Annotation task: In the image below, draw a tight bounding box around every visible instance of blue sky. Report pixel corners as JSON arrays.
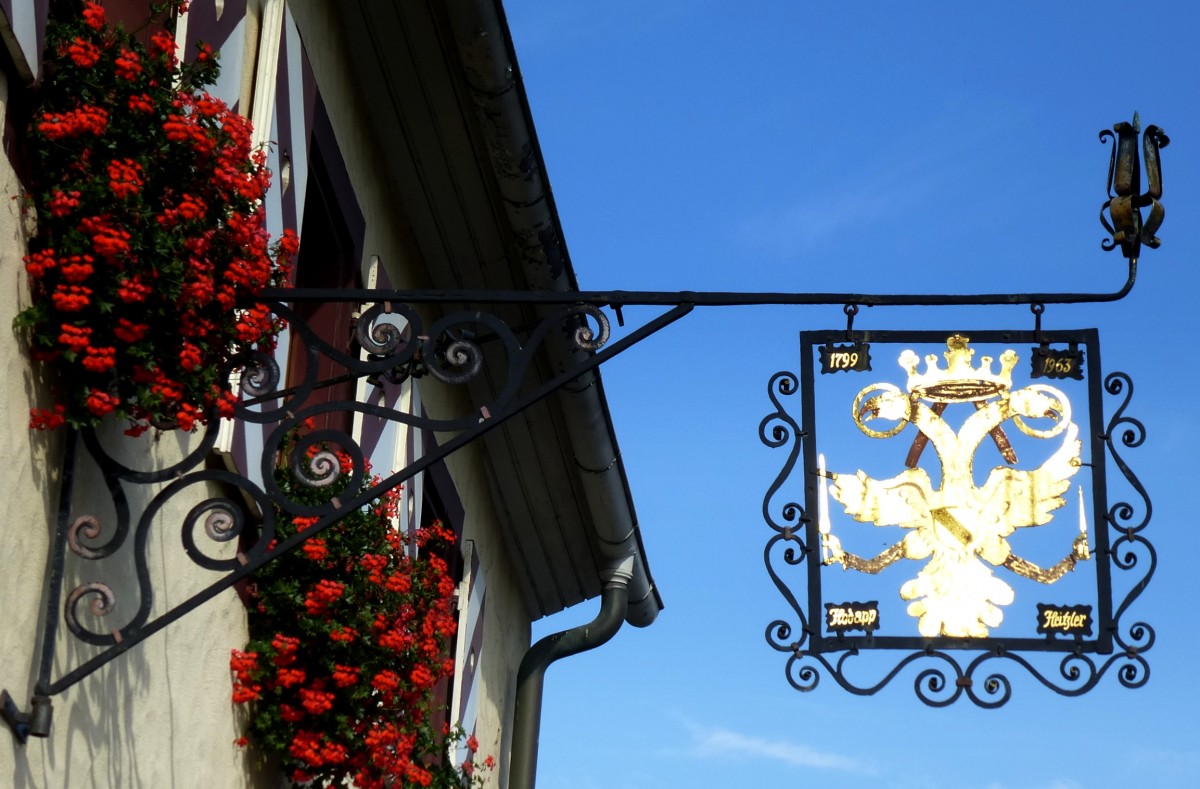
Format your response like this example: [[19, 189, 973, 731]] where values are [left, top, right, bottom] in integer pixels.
[[509, 2, 1200, 787]]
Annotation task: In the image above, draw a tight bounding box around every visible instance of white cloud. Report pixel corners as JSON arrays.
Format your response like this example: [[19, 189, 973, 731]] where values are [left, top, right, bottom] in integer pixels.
[[735, 106, 1011, 259], [1128, 744, 1200, 771], [977, 779, 1082, 789], [677, 719, 876, 775], [738, 179, 902, 257]]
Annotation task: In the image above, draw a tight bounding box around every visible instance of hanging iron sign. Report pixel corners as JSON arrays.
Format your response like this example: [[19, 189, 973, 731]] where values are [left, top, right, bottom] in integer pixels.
[[761, 329, 1153, 707]]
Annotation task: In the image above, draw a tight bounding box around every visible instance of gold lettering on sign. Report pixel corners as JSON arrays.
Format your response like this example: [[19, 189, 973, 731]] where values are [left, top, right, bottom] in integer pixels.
[[1041, 357, 1074, 375], [824, 601, 881, 632], [829, 351, 860, 370], [1041, 609, 1088, 632], [820, 342, 871, 374], [827, 606, 878, 628], [1035, 604, 1092, 636]]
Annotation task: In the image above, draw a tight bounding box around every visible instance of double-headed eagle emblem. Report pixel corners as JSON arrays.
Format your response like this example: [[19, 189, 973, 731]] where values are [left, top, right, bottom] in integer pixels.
[[821, 336, 1091, 638]]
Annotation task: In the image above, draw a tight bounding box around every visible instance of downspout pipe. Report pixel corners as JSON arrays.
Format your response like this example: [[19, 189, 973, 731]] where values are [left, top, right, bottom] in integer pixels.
[[508, 554, 634, 789]]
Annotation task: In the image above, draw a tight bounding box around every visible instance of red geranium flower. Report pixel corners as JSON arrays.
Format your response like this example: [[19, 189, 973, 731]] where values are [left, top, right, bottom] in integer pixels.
[[84, 389, 119, 417], [127, 93, 154, 113], [81, 2, 105, 30], [17, 2, 292, 433], [331, 665, 359, 688], [29, 405, 67, 430], [81, 345, 116, 373], [328, 626, 358, 643], [299, 687, 335, 715], [66, 37, 101, 68], [276, 667, 306, 688], [301, 538, 328, 562], [58, 324, 91, 352], [50, 284, 92, 312], [114, 48, 142, 80], [107, 159, 143, 198], [113, 318, 149, 343]]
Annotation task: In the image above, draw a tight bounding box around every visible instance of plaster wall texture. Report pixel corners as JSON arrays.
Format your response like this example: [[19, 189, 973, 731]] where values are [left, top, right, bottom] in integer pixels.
[[460, 476, 532, 786]]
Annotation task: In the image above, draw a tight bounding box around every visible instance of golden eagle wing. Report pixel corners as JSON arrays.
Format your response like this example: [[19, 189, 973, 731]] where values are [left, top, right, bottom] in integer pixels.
[[977, 421, 1081, 539], [831, 467, 934, 529]]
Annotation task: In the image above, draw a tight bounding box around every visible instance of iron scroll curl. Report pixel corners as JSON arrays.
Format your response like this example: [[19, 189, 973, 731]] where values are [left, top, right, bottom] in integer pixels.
[[759, 371, 812, 657]]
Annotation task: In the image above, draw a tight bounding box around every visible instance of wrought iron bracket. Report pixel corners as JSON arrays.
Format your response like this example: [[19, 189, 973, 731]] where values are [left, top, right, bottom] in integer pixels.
[[0, 232, 1161, 740], [2, 297, 692, 742]]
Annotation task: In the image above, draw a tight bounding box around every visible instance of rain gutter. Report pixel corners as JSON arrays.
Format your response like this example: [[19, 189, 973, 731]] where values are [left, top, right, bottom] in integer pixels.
[[441, 0, 662, 627]]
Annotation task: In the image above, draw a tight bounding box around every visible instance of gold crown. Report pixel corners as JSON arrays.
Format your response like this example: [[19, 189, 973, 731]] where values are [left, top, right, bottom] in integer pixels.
[[898, 335, 1017, 403]]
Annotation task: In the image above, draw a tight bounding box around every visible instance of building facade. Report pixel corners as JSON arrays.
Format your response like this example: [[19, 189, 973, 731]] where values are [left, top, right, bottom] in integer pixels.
[[0, 1, 659, 786]]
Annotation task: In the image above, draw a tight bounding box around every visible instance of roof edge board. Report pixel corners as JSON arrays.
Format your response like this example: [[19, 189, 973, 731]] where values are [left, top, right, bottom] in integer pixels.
[[440, 0, 662, 626]]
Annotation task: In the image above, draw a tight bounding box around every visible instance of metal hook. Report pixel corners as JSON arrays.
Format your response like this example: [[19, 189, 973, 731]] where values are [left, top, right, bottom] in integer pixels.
[[612, 304, 626, 328], [844, 304, 859, 341], [1031, 302, 1045, 343]]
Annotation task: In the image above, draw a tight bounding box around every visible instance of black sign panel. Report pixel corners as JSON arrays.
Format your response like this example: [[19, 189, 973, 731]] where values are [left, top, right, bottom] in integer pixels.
[[819, 341, 872, 374], [825, 601, 881, 633], [792, 329, 1118, 657], [1031, 344, 1085, 380], [1036, 604, 1093, 636]]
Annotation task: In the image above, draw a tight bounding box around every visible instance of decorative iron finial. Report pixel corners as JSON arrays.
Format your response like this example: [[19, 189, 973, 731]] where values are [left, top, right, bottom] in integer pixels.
[[1100, 115, 1169, 261]]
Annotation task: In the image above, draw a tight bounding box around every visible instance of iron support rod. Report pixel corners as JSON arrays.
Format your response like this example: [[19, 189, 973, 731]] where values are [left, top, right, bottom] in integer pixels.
[[259, 260, 1136, 307], [36, 430, 78, 695], [1, 432, 77, 741]]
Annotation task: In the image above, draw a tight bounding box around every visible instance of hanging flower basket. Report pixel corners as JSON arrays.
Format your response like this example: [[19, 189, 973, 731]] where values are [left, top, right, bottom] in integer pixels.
[[232, 433, 493, 787], [14, 1, 297, 435]]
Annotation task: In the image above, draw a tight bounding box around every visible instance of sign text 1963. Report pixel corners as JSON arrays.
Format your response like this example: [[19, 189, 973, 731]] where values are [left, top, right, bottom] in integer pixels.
[[1030, 345, 1084, 381]]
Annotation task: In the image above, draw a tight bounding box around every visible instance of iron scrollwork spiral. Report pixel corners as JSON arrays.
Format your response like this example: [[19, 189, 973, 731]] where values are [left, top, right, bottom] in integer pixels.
[[64, 583, 116, 643], [760, 371, 812, 661], [1103, 372, 1151, 534], [355, 302, 418, 357], [563, 304, 610, 352], [1102, 370, 1155, 687], [288, 431, 356, 491], [759, 372, 805, 535], [236, 349, 280, 398], [67, 515, 107, 560], [182, 497, 247, 572], [426, 330, 485, 385]]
